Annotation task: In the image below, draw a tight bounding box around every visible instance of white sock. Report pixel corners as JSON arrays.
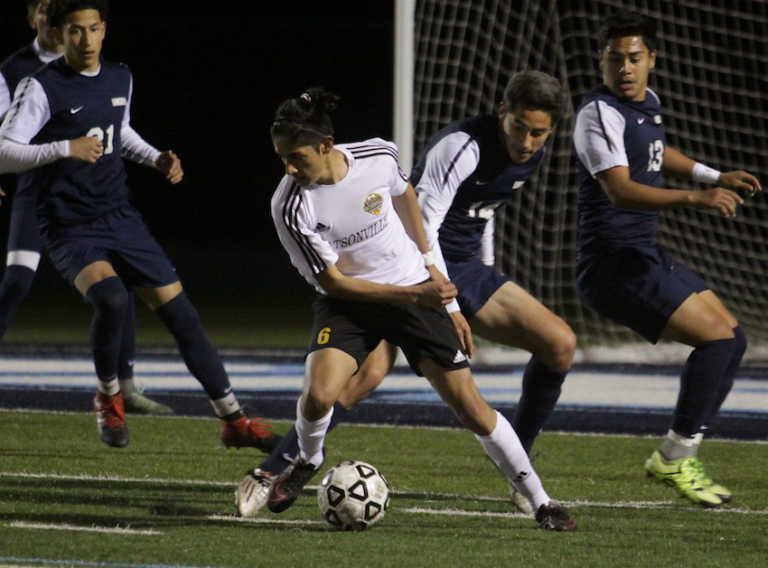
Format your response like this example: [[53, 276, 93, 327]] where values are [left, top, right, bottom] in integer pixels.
[[296, 397, 333, 467], [97, 378, 120, 396], [210, 391, 241, 418], [475, 411, 550, 510], [660, 429, 698, 461]]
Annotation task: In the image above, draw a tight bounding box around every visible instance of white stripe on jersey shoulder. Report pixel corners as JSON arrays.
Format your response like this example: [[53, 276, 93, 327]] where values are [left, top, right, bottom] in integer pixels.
[[276, 179, 326, 275], [344, 138, 399, 163], [646, 88, 661, 105]]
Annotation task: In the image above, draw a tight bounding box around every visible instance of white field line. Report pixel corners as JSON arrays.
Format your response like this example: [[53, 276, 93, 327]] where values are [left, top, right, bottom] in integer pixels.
[[8, 521, 161, 535], [3, 471, 768, 517]]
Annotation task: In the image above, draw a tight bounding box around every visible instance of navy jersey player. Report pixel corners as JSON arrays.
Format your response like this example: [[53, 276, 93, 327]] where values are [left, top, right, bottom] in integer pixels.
[[236, 87, 576, 532], [0, 0, 171, 416], [0, 0, 279, 452], [573, 11, 762, 507]]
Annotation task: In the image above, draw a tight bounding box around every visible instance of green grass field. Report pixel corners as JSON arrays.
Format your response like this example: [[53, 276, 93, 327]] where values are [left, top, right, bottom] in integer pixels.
[[1, 410, 767, 567]]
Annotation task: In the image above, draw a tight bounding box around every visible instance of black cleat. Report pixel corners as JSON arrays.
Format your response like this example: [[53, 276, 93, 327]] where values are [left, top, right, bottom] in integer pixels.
[[535, 502, 577, 531], [267, 458, 322, 513]]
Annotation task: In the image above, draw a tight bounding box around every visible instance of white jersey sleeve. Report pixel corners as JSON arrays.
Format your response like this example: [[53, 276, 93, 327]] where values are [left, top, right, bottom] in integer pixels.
[[271, 176, 339, 293], [415, 132, 480, 313], [573, 100, 628, 176], [121, 76, 161, 166], [0, 77, 68, 173]]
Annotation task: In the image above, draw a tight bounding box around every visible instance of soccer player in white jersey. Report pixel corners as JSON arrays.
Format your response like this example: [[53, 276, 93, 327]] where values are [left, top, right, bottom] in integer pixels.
[[0, 0, 279, 451], [573, 11, 761, 507], [236, 75, 571, 517], [0, 0, 170, 415], [240, 87, 576, 531]]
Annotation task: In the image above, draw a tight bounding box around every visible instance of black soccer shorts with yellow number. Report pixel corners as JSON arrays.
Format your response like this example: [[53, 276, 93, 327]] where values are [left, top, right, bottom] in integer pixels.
[[308, 295, 469, 375]]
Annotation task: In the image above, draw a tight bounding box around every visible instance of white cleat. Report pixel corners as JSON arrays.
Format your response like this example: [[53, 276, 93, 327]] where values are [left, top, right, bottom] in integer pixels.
[[235, 468, 275, 517], [508, 481, 534, 514]]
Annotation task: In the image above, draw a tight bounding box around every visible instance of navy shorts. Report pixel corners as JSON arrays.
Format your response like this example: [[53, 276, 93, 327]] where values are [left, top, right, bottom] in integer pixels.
[[45, 206, 178, 288], [577, 246, 708, 343], [308, 295, 470, 376], [446, 258, 509, 318], [7, 188, 42, 253]]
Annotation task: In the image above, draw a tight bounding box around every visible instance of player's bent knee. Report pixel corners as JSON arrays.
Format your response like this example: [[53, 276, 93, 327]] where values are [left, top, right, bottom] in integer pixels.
[[302, 392, 335, 421], [537, 323, 577, 370]]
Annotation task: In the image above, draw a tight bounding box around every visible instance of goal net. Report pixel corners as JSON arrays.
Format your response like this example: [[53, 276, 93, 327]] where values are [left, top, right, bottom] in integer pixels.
[[411, 0, 768, 362]]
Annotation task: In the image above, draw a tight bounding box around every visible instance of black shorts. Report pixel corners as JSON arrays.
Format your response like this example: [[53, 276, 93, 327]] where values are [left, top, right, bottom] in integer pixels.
[[577, 245, 708, 343], [308, 295, 470, 375], [45, 206, 178, 287]]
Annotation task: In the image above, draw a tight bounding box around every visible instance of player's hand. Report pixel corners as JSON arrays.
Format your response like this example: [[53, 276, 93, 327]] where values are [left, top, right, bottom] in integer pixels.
[[449, 311, 474, 359], [69, 136, 103, 163], [156, 150, 184, 184], [717, 170, 762, 197], [692, 187, 743, 218], [415, 280, 457, 309]]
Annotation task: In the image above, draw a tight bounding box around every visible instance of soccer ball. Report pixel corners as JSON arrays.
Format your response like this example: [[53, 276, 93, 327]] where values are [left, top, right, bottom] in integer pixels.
[[317, 460, 391, 531]]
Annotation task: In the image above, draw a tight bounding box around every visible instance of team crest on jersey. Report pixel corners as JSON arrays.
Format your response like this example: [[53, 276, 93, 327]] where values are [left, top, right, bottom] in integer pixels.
[[363, 193, 384, 215], [112, 97, 127, 107], [653, 114, 662, 124]]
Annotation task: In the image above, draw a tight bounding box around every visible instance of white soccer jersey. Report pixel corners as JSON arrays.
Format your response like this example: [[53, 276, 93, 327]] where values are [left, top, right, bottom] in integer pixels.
[[271, 138, 429, 295]]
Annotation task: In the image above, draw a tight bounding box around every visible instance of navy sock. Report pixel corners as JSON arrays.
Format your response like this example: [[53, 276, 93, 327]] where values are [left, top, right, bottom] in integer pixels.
[[0, 265, 36, 338], [702, 326, 747, 432], [260, 402, 350, 474], [512, 356, 567, 454], [117, 293, 136, 381], [86, 277, 130, 382], [673, 337, 737, 437], [155, 292, 231, 399]]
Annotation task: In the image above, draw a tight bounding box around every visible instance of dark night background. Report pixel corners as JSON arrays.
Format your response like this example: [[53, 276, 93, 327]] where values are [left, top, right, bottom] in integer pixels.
[[0, 1, 395, 251], [0, 2, 396, 345]]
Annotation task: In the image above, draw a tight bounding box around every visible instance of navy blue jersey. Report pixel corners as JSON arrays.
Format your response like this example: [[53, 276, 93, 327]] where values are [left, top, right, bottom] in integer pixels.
[[412, 115, 543, 262], [0, 44, 46, 112], [573, 85, 667, 263], [12, 58, 132, 228]]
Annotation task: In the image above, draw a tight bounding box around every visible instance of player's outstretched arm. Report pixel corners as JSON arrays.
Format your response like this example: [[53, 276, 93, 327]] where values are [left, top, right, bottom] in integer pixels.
[[316, 265, 457, 309], [155, 150, 183, 184], [596, 165, 743, 217], [664, 145, 762, 196]]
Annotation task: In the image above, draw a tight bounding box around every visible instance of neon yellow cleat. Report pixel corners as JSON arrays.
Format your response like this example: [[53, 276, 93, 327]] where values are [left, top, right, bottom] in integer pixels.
[[644, 450, 723, 508]]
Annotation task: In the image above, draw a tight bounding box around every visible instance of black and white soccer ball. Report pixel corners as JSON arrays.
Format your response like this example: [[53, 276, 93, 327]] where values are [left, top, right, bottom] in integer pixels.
[[317, 460, 391, 531]]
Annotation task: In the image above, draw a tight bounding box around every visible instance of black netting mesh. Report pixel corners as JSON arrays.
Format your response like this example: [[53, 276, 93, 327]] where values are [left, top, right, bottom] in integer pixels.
[[413, 0, 768, 346]]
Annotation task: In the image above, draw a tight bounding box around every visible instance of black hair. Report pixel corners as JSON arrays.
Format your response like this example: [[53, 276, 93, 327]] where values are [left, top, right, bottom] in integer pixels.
[[47, 0, 108, 28], [599, 10, 658, 53], [26, 0, 40, 15], [502, 70, 566, 124], [270, 87, 340, 147]]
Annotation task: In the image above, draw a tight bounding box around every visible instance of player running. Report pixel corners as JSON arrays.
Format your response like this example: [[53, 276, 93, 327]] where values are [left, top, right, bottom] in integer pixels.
[[0, 0, 279, 451], [0, 0, 170, 415], [573, 11, 762, 507], [237, 87, 576, 532]]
